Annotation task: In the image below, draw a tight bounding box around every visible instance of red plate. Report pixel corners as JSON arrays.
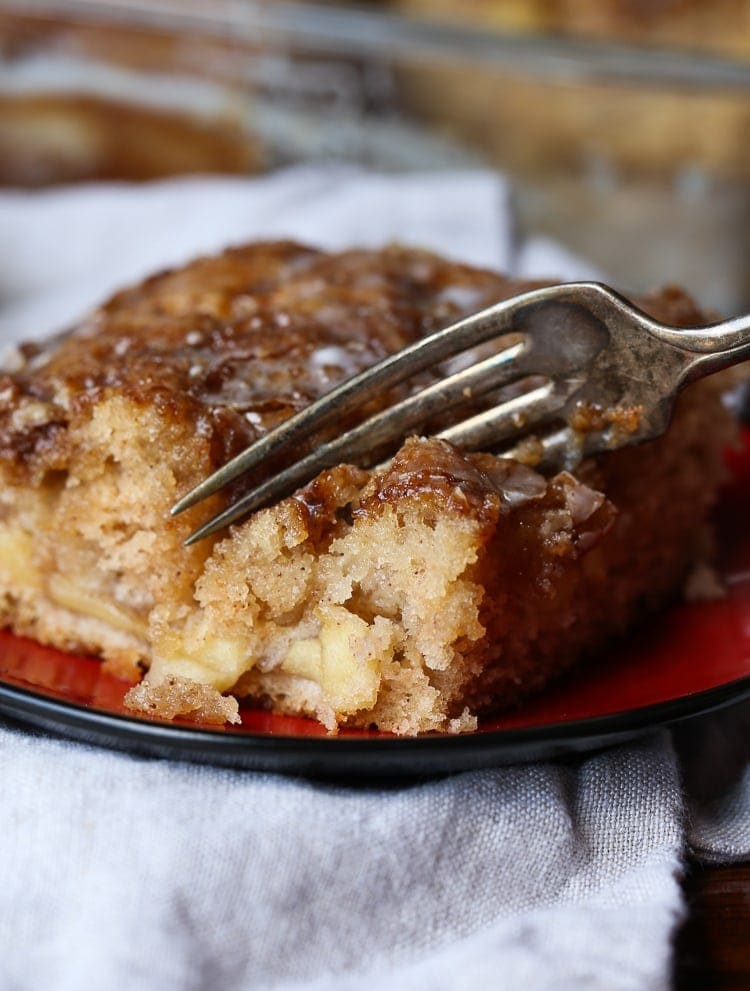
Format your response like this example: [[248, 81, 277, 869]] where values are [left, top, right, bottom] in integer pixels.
[[1, 433, 750, 776]]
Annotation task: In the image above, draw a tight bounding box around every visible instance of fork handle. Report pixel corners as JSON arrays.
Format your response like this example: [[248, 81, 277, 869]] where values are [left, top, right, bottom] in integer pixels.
[[649, 312, 750, 378]]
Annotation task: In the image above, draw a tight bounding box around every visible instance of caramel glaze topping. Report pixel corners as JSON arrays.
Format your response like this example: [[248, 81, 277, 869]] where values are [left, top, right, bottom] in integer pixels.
[[358, 436, 548, 527], [0, 241, 708, 504], [0, 242, 526, 477]]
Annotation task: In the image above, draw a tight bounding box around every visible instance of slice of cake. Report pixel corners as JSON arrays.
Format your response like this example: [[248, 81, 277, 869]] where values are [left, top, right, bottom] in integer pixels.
[[0, 242, 734, 733]]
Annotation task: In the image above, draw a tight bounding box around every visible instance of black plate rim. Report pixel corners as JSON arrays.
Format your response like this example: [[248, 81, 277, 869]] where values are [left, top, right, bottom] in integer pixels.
[[1, 671, 749, 775]]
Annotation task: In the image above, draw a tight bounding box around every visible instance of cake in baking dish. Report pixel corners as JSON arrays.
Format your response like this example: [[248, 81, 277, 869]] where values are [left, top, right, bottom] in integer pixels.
[[0, 242, 735, 733]]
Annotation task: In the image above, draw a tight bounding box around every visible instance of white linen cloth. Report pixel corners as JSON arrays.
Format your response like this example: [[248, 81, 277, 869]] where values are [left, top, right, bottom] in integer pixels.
[[0, 168, 747, 991]]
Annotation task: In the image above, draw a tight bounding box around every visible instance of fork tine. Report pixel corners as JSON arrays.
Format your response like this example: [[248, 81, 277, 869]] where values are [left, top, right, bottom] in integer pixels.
[[501, 425, 582, 474], [500, 421, 613, 475], [292, 337, 531, 467], [171, 284, 568, 517], [438, 373, 584, 451], [183, 340, 530, 544]]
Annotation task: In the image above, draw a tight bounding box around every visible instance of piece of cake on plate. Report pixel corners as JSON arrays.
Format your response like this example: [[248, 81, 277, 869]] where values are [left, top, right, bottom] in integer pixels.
[[0, 242, 734, 733]]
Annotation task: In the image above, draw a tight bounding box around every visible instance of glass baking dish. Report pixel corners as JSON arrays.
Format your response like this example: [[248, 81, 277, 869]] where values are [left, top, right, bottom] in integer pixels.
[[2, 0, 750, 312]]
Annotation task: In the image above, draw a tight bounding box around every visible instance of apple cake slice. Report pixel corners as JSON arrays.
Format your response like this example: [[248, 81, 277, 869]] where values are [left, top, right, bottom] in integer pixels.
[[0, 242, 735, 733]]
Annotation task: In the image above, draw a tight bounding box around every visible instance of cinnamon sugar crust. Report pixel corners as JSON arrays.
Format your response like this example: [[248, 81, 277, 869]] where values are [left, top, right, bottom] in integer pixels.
[[0, 242, 735, 733]]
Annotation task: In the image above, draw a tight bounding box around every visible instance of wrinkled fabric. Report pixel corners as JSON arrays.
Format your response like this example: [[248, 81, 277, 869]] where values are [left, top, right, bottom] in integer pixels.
[[677, 699, 750, 863], [0, 726, 683, 991]]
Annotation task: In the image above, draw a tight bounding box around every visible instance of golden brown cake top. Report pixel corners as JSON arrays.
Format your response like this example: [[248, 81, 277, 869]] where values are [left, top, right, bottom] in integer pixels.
[[0, 240, 706, 482]]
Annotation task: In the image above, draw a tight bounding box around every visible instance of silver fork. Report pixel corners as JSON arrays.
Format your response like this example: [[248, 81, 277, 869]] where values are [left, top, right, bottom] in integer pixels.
[[172, 282, 750, 545]]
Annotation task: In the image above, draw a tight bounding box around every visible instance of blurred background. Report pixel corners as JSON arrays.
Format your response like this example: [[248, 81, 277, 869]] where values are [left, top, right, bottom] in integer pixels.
[[2, 0, 750, 312]]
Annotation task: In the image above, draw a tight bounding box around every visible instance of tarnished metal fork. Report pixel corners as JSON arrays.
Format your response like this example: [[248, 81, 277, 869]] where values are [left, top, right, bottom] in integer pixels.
[[172, 282, 750, 545]]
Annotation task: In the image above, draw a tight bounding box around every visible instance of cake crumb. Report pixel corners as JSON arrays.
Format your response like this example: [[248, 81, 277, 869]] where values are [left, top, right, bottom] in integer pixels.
[[125, 675, 240, 725], [447, 708, 478, 734]]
